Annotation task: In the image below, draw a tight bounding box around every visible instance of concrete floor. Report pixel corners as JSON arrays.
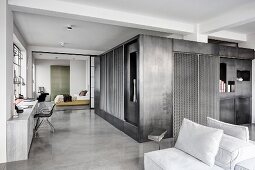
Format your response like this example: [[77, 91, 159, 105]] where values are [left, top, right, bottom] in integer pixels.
[[1, 109, 172, 170]]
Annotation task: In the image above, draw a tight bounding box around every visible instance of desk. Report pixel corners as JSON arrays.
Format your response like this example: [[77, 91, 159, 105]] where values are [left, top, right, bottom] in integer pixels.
[[7, 100, 38, 162]]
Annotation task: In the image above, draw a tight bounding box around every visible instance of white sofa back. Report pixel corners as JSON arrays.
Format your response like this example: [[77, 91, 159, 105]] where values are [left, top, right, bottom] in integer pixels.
[[207, 117, 249, 142]]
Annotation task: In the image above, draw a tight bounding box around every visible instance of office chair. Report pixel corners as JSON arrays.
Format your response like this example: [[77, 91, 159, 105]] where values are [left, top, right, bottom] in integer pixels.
[[37, 93, 49, 102], [34, 102, 56, 134]]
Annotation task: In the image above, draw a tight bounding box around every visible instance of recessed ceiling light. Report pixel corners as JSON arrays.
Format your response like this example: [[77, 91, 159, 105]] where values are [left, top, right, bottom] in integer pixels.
[[67, 25, 72, 30], [60, 42, 65, 47]]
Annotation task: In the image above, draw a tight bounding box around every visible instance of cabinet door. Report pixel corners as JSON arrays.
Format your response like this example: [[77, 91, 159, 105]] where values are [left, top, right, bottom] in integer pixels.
[[236, 97, 251, 125], [220, 98, 235, 124]]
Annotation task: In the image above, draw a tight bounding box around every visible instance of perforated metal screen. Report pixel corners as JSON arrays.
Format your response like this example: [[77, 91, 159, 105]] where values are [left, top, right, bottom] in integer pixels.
[[173, 53, 219, 138]]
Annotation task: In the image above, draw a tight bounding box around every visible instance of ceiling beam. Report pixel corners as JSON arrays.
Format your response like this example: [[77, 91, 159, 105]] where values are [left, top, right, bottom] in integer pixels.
[[9, 0, 195, 34], [28, 46, 103, 56], [199, 1, 255, 34], [208, 31, 247, 42]]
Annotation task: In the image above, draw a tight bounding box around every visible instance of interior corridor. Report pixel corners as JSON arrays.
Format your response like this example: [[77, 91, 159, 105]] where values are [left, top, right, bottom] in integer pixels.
[[2, 108, 171, 170]]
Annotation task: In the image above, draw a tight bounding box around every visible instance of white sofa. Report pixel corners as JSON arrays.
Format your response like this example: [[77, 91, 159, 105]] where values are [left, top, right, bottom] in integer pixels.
[[144, 118, 255, 170]]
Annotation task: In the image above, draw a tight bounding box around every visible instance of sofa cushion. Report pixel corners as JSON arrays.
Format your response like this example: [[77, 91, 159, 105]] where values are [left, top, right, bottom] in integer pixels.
[[144, 148, 223, 170], [175, 118, 223, 166], [207, 117, 249, 142], [235, 158, 255, 170], [215, 134, 255, 170]]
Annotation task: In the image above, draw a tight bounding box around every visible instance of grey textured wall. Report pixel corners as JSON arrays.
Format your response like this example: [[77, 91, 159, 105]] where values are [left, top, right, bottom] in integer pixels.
[[199, 55, 220, 124], [99, 47, 124, 120]]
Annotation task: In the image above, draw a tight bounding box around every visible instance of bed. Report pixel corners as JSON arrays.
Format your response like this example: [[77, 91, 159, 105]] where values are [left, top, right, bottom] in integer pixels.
[[54, 94, 90, 106]]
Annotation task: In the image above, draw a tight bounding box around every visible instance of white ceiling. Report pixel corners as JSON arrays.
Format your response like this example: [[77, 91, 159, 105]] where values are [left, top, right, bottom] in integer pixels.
[[14, 12, 170, 51], [58, 0, 252, 23]]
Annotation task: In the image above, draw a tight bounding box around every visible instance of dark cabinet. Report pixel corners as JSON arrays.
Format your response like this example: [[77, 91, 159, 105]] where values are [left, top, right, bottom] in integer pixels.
[[220, 97, 251, 125], [236, 97, 251, 125], [219, 58, 252, 125], [220, 98, 235, 124]]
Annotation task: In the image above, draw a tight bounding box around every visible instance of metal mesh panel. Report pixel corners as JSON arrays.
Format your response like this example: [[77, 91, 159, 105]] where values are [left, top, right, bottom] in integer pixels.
[[173, 53, 199, 138], [173, 53, 220, 139], [100, 55, 107, 111], [199, 55, 220, 124]]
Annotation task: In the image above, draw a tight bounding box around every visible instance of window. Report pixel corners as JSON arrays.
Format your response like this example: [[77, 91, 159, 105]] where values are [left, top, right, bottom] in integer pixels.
[[13, 44, 24, 98]]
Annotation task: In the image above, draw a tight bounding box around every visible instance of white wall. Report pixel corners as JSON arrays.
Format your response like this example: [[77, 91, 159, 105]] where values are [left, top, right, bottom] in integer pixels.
[[0, 0, 13, 163], [70, 60, 89, 95], [35, 59, 70, 101]]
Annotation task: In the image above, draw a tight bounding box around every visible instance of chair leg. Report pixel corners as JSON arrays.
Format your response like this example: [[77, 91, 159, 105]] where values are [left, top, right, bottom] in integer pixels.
[[46, 118, 55, 133], [34, 119, 44, 134], [34, 118, 40, 130]]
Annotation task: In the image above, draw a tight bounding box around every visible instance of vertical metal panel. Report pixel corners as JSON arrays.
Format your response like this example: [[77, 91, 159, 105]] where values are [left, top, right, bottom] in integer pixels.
[[100, 54, 107, 111], [199, 55, 220, 124], [173, 53, 199, 139], [106, 51, 114, 114], [113, 46, 124, 119], [141, 35, 173, 140], [94, 57, 100, 112], [99, 47, 124, 120]]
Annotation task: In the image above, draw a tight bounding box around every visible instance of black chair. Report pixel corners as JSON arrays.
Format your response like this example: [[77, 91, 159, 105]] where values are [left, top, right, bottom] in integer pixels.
[[34, 102, 56, 134], [37, 93, 49, 102]]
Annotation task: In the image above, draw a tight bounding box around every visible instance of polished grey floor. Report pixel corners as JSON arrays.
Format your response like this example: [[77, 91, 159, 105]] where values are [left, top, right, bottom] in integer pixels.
[[1, 109, 172, 170]]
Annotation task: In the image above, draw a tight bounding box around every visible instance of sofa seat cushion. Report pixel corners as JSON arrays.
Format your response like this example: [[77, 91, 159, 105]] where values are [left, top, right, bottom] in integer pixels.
[[235, 158, 255, 170], [144, 148, 223, 170], [215, 134, 255, 170]]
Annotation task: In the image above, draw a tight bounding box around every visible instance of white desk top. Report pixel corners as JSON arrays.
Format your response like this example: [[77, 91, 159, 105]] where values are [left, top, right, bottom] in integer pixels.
[[8, 100, 38, 122]]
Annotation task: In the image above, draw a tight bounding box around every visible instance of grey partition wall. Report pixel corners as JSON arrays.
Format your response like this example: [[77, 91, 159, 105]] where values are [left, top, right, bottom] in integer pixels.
[[199, 55, 220, 124], [139, 35, 173, 140], [94, 34, 254, 142], [173, 53, 220, 138], [99, 47, 124, 119]]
